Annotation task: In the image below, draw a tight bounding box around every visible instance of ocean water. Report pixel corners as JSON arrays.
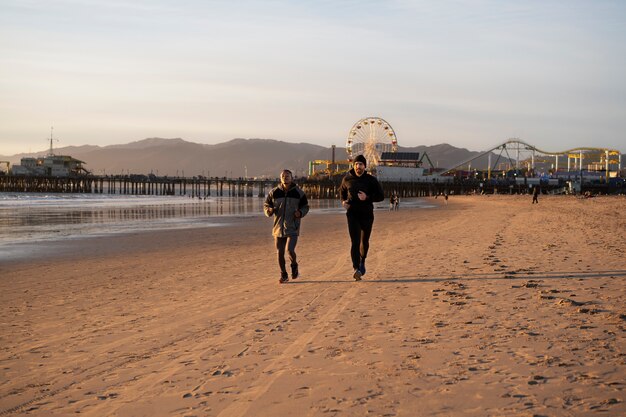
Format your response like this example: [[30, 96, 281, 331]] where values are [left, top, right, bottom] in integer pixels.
[[0, 193, 433, 261]]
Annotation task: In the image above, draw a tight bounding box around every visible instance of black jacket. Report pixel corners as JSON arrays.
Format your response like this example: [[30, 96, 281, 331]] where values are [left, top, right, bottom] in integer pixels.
[[340, 169, 384, 216]]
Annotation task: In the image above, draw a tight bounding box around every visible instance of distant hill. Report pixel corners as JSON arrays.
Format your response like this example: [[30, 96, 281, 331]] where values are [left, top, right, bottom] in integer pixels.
[[1, 138, 495, 177]]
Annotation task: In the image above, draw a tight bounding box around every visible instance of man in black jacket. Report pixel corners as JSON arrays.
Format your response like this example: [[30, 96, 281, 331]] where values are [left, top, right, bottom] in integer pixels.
[[339, 155, 384, 281]]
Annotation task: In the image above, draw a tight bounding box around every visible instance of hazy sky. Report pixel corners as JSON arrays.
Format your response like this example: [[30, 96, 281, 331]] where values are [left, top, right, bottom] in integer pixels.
[[1, 0, 625, 156]]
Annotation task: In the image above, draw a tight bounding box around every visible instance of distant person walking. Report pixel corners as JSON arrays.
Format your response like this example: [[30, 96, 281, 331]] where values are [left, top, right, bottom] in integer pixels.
[[532, 186, 540, 204], [340, 155, 385, 281], [264, 169, 309, 284]]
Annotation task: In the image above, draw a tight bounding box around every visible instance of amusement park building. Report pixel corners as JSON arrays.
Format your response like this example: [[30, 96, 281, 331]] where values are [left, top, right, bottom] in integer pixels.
[[375, 152, 448, 182]]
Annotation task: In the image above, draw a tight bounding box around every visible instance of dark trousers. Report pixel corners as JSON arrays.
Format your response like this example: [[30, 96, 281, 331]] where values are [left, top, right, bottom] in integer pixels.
[[275, 236, 298, 273], [347, 213, 373, 270]]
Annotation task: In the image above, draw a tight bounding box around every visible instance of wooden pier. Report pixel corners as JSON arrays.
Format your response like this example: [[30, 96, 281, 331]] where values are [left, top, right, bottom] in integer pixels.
[[0, 175, 272, 198], [0, 174, 578, 198]]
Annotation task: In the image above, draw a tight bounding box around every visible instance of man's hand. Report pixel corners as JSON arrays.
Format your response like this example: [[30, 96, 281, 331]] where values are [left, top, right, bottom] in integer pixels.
[[266, 207, 274, 215], [294, 209, 302, 218], [342, 200, 350, 210], [358, 191, 367, 201]]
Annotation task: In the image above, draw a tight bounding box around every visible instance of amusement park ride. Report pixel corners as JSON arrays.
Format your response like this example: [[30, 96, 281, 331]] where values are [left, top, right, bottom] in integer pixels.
[[440, 139, 622, 181], [309, 117, 406, 177], [346, 117, 398, 166], [310, 118, 622, 183]]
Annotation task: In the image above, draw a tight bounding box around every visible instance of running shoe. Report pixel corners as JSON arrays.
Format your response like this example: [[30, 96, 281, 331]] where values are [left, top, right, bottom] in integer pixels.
[[279, 271, 289, 284], [353, 269, 362, 281], [291, 263, 299, 279]]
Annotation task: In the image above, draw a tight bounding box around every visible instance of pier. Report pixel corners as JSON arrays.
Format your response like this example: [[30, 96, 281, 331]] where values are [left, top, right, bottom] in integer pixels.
[[0, 174, 610, 198], [0, 175, 271, 198]]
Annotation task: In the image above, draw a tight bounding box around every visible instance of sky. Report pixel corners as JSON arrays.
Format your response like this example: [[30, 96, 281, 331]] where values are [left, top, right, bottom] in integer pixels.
[[1, 0, 625, 156]]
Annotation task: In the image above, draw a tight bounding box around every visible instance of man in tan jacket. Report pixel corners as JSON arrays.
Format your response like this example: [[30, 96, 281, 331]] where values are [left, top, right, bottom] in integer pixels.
[[264, 169, 309, 283]]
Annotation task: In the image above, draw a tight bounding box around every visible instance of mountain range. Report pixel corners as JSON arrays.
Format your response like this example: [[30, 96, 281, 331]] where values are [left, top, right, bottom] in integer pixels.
[[1, 138, 494, 178]]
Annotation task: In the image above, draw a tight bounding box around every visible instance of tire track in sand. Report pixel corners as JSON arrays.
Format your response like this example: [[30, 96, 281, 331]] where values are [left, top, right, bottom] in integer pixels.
[[0, 252, 350, 416], [215, 284, 360, 417], [55, 254, 352, 417]]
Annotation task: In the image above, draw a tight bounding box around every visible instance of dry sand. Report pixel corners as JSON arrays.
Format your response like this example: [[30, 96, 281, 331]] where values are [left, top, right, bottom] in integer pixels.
[[0, 195, 624, 416]]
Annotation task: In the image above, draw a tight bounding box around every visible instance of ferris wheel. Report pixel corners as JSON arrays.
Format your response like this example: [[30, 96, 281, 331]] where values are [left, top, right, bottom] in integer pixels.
[[346, 117, 398, 168]]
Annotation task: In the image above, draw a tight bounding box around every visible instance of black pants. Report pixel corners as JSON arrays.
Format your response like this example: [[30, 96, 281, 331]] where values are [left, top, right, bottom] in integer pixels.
[[275, 236, 298, 273], [347, 213, 373, 270]]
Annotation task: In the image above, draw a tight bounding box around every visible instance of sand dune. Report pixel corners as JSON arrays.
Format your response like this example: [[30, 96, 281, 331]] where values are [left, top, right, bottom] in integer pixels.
[[1, 195, 624, 416]]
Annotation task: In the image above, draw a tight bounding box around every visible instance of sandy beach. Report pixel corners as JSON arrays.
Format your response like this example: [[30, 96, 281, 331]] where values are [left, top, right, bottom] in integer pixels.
[[1, 195, 624, 416]]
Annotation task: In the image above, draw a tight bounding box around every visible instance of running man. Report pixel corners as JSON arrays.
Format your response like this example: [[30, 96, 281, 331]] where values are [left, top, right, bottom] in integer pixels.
[[339, 155, 384, 281], [264, 169, 309, 283]]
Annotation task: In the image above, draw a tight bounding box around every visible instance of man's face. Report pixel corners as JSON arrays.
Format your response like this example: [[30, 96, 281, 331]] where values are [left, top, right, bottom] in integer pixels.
[[353, 161, 365, 176], [280, 171, 293, 186]]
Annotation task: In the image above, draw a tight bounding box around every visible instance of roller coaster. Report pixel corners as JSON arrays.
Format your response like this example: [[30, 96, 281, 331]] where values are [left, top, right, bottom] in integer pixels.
[[440, 139, 622, 180]]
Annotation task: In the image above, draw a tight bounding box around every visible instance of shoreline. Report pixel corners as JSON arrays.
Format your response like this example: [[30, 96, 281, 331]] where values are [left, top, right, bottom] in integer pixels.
[[1, 195, 624, 416], [0, 196, 435, 264]]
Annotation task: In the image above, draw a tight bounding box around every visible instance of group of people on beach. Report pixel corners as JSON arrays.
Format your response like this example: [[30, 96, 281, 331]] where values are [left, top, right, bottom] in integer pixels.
[[263, 154, 384, 283]]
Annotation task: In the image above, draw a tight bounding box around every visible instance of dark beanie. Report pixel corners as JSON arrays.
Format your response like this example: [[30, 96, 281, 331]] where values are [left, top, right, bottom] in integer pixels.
[[354, 154, 367, 167]]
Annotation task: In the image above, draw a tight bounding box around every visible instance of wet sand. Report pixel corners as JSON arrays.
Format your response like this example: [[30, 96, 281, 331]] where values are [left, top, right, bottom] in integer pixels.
[[1, 195, 624, 416]]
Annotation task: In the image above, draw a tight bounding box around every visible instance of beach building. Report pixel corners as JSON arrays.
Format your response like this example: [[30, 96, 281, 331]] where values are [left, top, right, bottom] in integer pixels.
[[375, 152, 451, 182], [10, 128, 89, 177], [11, 155, 88, 177]]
